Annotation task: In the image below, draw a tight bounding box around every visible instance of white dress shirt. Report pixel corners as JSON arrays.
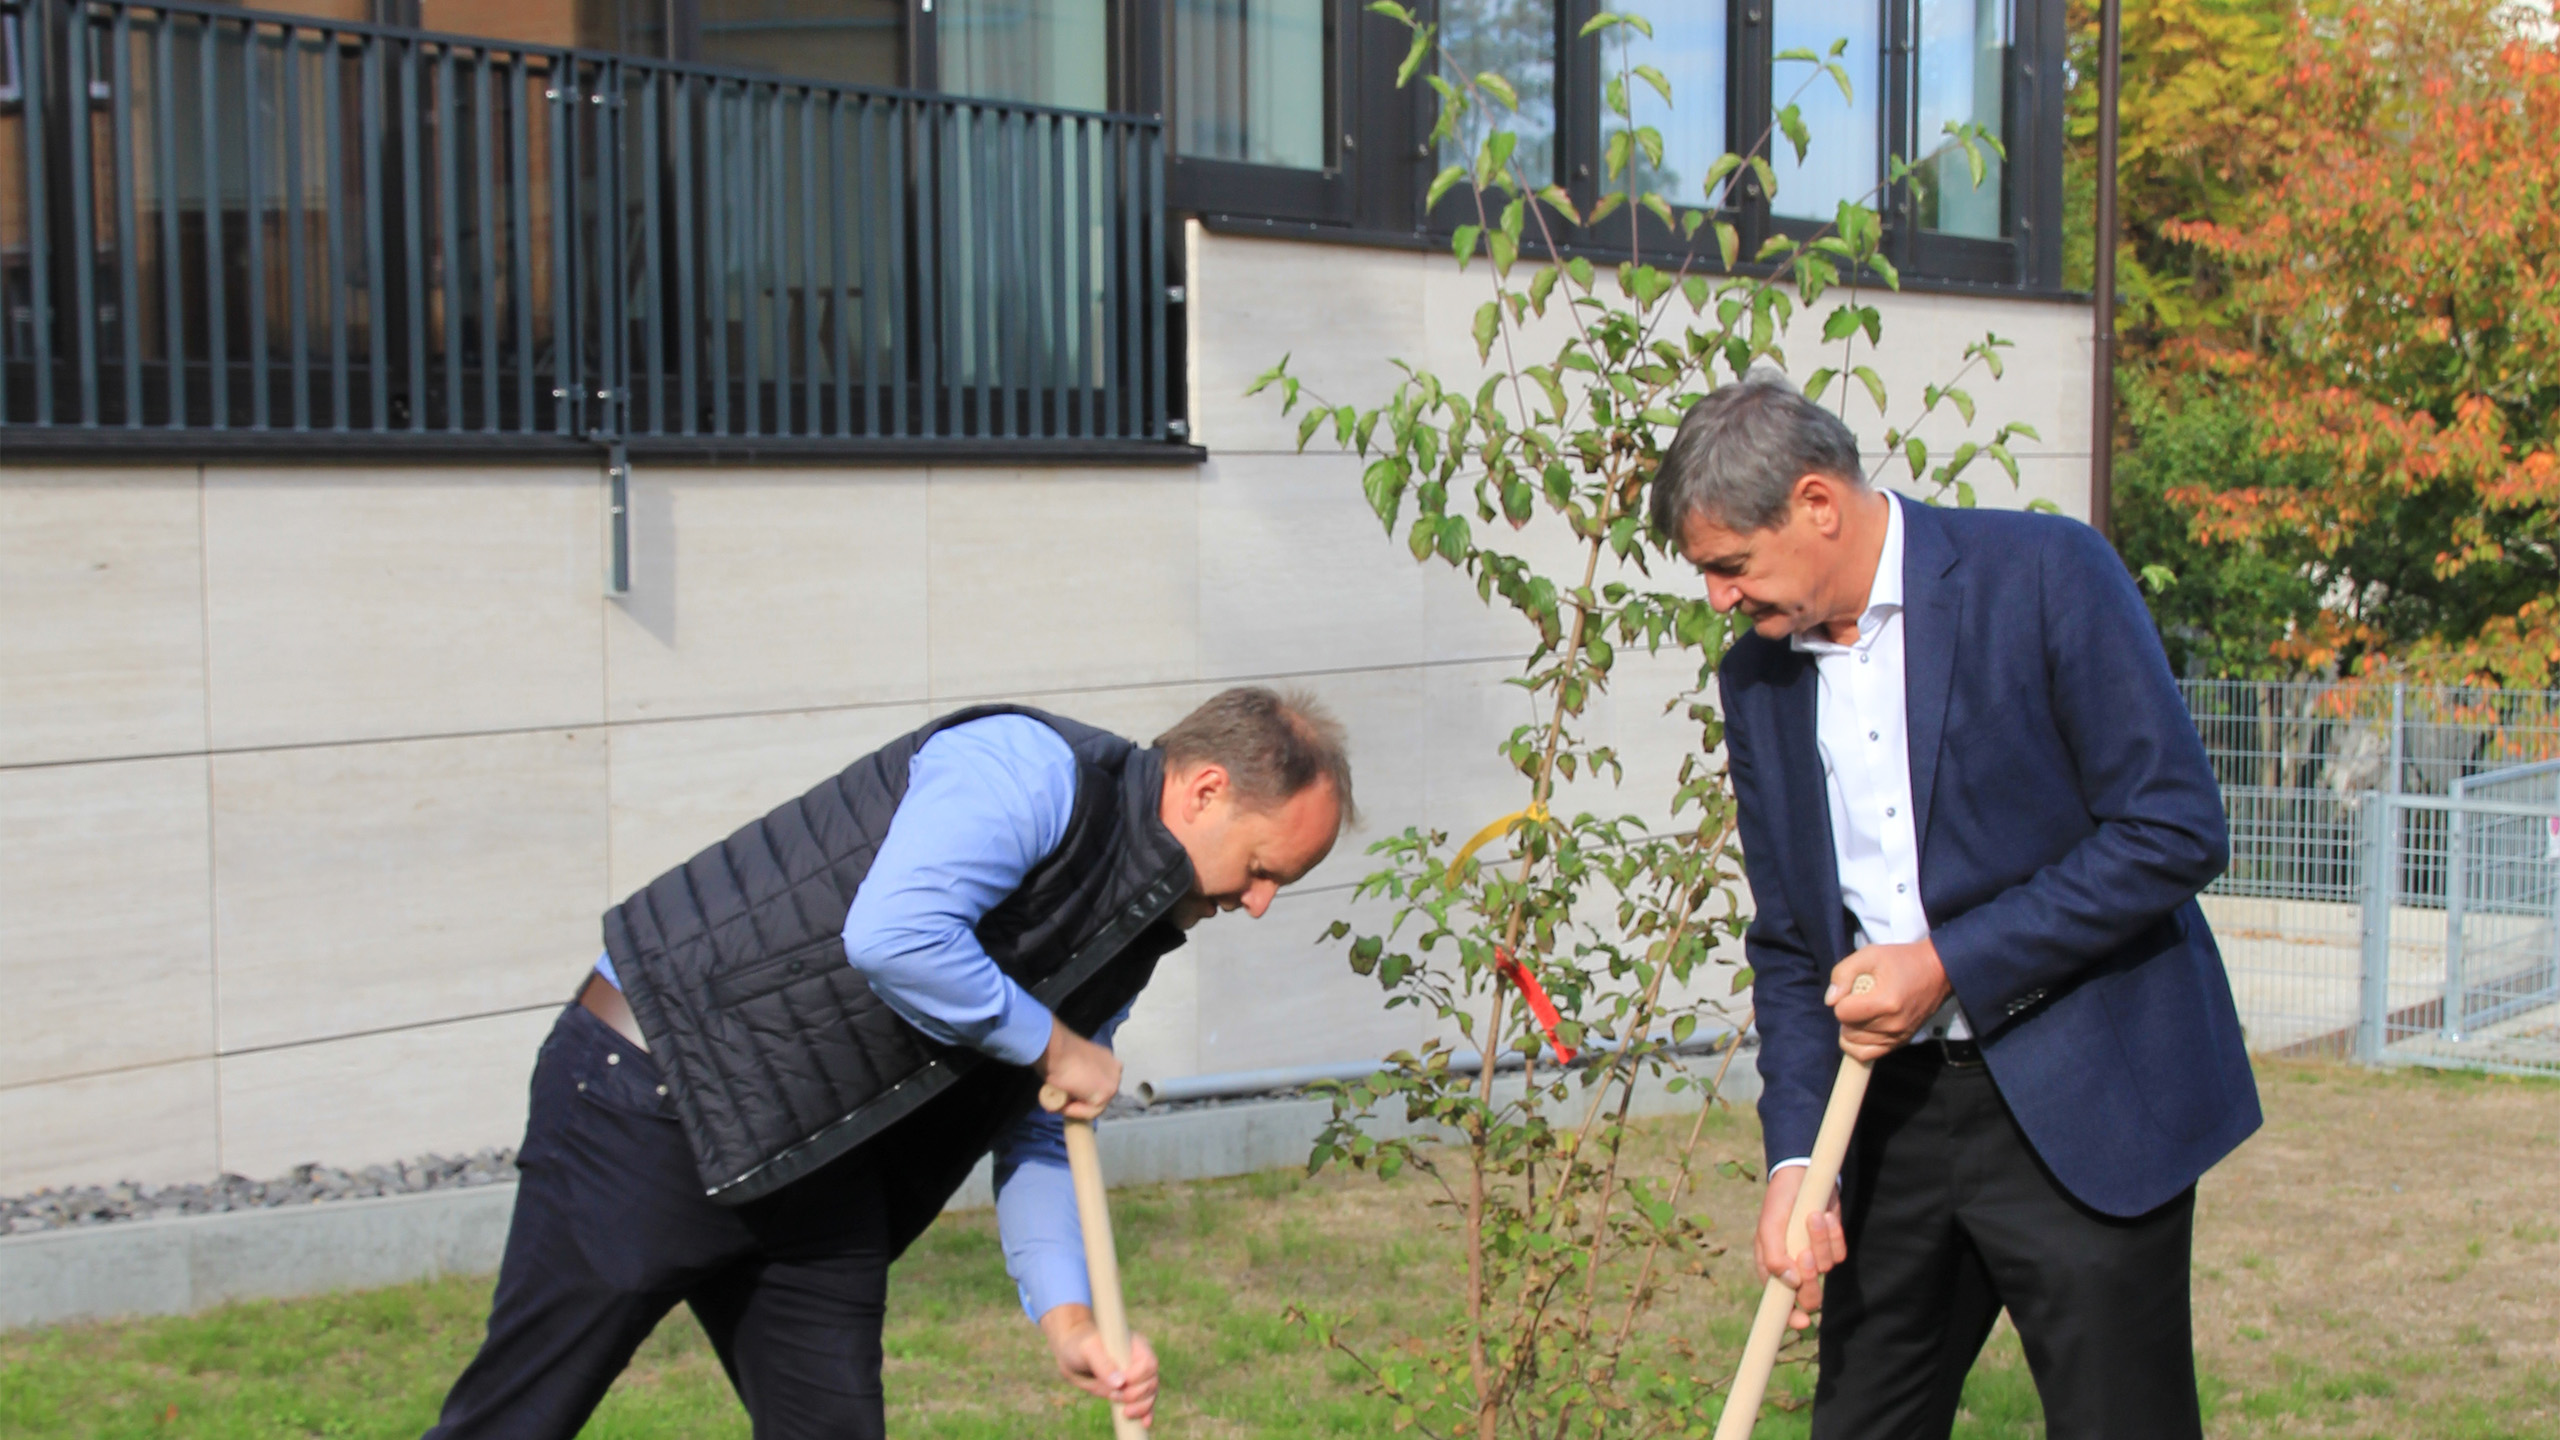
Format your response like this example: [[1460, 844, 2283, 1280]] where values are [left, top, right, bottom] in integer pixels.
[[1772, 492, 1967, 1177]]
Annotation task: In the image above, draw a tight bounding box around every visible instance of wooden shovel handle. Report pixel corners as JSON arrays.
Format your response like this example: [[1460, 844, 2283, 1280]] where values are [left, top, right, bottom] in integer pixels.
[[1042, 1085, 1149, 1439], [1713, 975, 1877, 1440]]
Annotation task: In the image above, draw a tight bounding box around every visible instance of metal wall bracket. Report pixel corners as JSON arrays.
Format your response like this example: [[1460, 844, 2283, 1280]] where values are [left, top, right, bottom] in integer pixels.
[[606, 445, 631, 596]]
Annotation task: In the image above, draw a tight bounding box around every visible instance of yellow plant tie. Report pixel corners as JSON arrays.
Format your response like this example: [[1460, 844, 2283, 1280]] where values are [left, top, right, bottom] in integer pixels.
[[1449, 801, 1551, 877]]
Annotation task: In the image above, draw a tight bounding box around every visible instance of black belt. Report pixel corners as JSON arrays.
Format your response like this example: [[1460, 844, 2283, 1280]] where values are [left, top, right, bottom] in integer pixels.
[[1888, 1035, 1984, 1068]]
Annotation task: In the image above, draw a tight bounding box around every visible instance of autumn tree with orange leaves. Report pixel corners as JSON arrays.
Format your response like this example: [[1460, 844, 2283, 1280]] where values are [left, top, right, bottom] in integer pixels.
[[2163, 0, 2560, 684]]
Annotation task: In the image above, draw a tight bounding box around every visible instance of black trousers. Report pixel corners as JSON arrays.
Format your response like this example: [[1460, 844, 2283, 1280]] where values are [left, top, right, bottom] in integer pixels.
[[425, 1004, 895, 1440], [1810, 1047, 2202, 1440]]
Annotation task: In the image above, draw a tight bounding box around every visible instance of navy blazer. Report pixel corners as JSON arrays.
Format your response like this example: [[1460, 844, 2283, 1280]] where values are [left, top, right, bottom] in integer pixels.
[[1719, 499, 2261, 1218]]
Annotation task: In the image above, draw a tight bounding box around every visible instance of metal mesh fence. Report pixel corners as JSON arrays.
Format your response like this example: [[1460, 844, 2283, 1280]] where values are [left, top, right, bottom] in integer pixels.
[[2182, 682, 2560, 1075]]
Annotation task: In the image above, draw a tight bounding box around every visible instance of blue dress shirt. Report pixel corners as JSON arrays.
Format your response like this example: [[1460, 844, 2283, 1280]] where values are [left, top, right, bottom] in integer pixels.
[[595, 714, 1111, 1321]]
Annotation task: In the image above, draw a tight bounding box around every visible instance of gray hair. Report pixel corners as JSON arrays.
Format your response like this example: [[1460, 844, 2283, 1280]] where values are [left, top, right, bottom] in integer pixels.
[[1155, 686, 1358, 827], [1648, 373, 1867, 539]]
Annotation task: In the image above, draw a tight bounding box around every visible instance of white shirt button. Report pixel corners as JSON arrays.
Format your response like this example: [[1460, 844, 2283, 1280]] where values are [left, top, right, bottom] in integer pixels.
[[1868, 730, 1880, 742], [1896, 882, 1908, 893], [1886, 806, 1897, 817]]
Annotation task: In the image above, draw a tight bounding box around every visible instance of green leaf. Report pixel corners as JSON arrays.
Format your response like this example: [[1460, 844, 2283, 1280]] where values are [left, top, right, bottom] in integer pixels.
[[1773, 45, 1819, 62], [1365, 0, 1412, 20], [1605, 129, 1635, 181], [1243, 354, 1290, 397], [1535, 184, 1581, 226], [1869, 251, 1901, 291], [1641, 192, 1676, 232], [1853, 365, 1887, 414], [1296, 409, 1325, 451], [1452, 223, 1482, 267], [1604, 74, 1630, 122], [1407, 514, 1438, 560], [1363, 457, 1409, 530], [2140, 563, 2178, 593], [1488, 229, 1518, 274], [1682, 273, 1710, 312], [1577, 9, 1622, 36], [1825, 60, 1854, 104], [1473, 300, 1501, 362], [1566, 256, 1595, 291], [1904, 435, 1928, 476], [1426, 163, 1468, 211], [1947, 387, 1975, 425], [1395, 23, 1434, 88], [1349, 935, 1382, 975], [1821, 306, 1863, 343], [1528, 264, 1560, 314], [1715, 221, 1740, 269], [1776, 104, 1810, 164], [1587, 192, 1624, 228], [1476, 71, 1518, 111], [1803, 366, 1838, 403], [1633, 63, 1672, 106]]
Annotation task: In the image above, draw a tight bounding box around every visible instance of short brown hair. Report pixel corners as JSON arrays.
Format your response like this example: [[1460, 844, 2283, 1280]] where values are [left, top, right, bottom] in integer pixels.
[[1155, 687, 1358, 827]]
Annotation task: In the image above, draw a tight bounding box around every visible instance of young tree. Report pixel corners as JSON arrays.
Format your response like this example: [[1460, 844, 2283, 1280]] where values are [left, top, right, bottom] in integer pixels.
[[2166, 0, 2560, 685], [1252, 7, 2032, 1434]]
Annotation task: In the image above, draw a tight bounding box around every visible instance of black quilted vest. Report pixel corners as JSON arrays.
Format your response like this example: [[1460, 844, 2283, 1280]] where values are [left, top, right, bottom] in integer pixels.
[[603, 705, 1193, 1215]]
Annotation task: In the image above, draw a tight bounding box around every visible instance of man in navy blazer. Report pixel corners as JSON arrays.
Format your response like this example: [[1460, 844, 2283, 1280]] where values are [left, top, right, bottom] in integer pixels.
[[1652, 377, 2259, 1438]]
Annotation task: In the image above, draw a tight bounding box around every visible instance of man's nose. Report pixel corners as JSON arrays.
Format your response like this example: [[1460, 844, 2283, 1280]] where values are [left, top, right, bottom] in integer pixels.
[[1705, 575, 1742, 613], [1241, 882, 1276, 918]]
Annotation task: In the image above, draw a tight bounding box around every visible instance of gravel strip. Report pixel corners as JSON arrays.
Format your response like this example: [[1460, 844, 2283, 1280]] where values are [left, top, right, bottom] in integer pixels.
[[3, 1150, 520, 1236]]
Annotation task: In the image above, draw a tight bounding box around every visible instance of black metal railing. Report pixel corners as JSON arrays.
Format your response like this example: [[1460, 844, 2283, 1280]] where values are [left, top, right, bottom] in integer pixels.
[[0, 0, 1178, 451]]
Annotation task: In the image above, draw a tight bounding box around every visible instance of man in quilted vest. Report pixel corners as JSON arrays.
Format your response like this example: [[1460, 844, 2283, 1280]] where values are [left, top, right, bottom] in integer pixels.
[[424, 687, 1353, 1439]]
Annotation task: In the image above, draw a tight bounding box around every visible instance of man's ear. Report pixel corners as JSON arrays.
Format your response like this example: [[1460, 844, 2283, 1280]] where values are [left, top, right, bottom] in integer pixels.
[[1795, 472, 1848, 538], [1177, 761, 1232, 816]]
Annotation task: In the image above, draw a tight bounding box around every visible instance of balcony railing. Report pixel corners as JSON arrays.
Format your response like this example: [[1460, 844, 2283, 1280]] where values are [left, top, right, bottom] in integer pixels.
[[0, 0, 1180, 454]]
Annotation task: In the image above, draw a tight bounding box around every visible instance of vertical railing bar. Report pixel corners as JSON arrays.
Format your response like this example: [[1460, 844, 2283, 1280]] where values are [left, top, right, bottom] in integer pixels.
[[1047, 114, 1067, 439], [930, 103, 952, 438], [17, 0, 54, 422], [67, 3, 99, 424], [401, 39, 426, 430], [366, 37, 389, 425], [855, 97, 878, 436], [545, 60, 570, 435], [979, 107, 1003, 436], [890, 99, 912, 437], [1096, 119, 1119, 441], [988, 108, 1014, 438], [732, 88, 754, 436], [156, 14, 187, 428], [361, 37, 386, 430], [603, 58, 626, 443], [202, 14, 227, 427], [111, 6, 143, 425], [829, 93, 852, 438], [640, 68, 663, 435], [1005, 111, 1031, 438], [1144, 127, 1165, 441], [704, 82, 727, 434], [323, 29, 349, 429], [242, 20, 269, 428], [1123, 124, 1143, 439], [435, 47, 459, 429], [797, 87, 819, 436], [508, 55, 533, 432], [1073, 115, 1092, 438], [965, 105, 989, 435], [757, 85, 782, 436], [279, 23, 308, 430], [473, 53, 497, 431], [673, 74, 697, 435]]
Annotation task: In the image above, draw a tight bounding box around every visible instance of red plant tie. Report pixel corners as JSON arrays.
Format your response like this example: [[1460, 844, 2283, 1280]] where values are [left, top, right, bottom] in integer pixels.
[[1495, 946, 1575, 1063]]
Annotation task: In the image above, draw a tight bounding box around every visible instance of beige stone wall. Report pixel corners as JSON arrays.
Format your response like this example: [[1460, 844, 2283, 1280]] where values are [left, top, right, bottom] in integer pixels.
[[0, 227, 2093, 1192]]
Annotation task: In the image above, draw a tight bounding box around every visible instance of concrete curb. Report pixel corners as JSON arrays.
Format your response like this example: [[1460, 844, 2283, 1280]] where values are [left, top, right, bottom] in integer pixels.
[[4, 1054, 1757, 1332]]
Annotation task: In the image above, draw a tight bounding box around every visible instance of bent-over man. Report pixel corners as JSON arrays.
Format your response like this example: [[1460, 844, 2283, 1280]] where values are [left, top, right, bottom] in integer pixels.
[[425, 687, 1354, 1438], [1652, 378, 2259, 1439]]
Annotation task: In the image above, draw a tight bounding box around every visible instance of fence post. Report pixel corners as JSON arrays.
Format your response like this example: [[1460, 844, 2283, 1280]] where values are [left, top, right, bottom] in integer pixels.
[[2357, 794, 2393, 1064], [2445, 780, 2469, 1043]]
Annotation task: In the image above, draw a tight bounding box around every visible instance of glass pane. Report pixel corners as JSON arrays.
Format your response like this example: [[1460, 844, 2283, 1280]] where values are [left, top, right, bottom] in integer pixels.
[[1601, 3, 1726, 208], [1768, 0, 1879, 222], [1172, 0, 1334, 171], [1913, 0, 2007, 237], [940, 0, 1109, 111], [1436, 0, 1556, 192], [688, 0, 908, 87]]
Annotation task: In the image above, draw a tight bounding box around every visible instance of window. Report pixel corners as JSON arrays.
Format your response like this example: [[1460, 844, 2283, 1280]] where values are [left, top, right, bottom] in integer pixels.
[[694, 0, 908, 90], [1601, 2, 1726, 210], [1767, 0, 1881, 223], [1911, 0, 2007, 238], [1171, 0, 1334, 171], [940, 0, 1111, 109], [1436, 0, 1558, 188]]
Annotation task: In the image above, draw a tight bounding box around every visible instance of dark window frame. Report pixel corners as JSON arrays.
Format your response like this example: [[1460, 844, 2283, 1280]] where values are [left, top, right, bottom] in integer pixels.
[[1181, 0, 2066, 295]]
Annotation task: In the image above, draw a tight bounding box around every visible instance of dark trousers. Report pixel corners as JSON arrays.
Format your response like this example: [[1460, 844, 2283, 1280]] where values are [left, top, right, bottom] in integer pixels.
[[426, 1004, 895, 1440], [1810, 1047, 2202, 1440]]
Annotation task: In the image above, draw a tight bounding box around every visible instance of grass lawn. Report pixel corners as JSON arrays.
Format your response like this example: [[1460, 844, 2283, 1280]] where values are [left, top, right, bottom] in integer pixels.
[[2, 1060, 2554, 1438]]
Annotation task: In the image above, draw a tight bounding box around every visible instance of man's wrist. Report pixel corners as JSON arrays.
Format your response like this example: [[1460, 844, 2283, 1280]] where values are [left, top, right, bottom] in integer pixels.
[[1037, 1301, 1097, 1344], [987, 987, 1058, 1069]]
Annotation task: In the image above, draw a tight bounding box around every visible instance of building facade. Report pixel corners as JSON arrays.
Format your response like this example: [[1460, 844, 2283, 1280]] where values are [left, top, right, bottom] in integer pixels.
[[1, 0, 2093, 1192]]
